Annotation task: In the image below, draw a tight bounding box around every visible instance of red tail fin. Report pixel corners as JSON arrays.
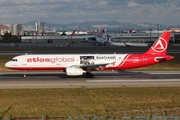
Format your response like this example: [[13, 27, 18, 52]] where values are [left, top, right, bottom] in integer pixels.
[[129, 29, 133, 33], [70, 30, 76, 36], [145, 31, 171, 55], [101, 29, 105, 34]]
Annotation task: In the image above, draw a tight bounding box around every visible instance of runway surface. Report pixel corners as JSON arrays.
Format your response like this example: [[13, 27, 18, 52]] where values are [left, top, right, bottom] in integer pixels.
[[0, 71, 180, 88]]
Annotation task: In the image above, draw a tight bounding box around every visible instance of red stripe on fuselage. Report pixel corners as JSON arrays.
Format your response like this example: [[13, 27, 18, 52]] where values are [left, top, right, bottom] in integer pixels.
[[105, 54, 165, 70], [117, 54, 131, 67]]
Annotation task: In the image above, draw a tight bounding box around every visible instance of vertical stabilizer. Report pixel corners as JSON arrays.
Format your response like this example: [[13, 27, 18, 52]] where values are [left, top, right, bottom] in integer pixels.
[[145, 31, 171, 55], [107, 35, 113, 42], [70, 30, 76, 36]]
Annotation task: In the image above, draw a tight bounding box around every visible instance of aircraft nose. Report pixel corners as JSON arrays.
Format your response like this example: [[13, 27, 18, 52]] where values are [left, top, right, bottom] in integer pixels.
[[5, 61, 11, 68]]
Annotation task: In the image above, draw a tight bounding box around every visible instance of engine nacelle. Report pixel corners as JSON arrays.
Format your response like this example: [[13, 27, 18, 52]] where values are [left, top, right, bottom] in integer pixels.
[[66, 67, 85, 76]]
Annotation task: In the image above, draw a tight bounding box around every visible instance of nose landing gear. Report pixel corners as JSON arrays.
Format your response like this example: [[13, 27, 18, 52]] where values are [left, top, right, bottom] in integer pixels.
[[23, 70, 26, 78]]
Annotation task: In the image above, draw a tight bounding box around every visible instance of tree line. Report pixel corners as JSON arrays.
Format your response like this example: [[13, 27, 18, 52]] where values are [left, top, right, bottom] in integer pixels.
[[0, 32, 19, 43]]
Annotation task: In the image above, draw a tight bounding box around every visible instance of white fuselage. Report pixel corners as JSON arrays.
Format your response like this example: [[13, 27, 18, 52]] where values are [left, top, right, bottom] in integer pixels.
[[125, 42, 149, 47], [110, 42, 126, 46], [5, 54, 128, 70]]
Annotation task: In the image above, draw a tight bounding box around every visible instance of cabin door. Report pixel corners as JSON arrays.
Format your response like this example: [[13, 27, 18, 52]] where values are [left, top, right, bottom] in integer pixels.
[[22, 56, 27, 65]]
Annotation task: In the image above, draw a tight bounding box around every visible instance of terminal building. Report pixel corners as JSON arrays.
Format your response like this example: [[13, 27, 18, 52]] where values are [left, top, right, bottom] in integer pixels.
[[20, 32, 177, 44], [20, 35, 93, 43]]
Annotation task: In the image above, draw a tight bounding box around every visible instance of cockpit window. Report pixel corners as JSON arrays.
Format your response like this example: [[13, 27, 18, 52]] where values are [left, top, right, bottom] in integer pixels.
[[12, 59, 17, 62]]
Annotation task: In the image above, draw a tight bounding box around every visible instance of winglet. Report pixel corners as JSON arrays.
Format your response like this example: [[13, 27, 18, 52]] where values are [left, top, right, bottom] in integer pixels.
[[145, 31, 171, 55]]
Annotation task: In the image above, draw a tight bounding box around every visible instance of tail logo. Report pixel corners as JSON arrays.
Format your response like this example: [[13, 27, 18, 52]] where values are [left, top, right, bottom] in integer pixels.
[[152, 37, 167, 53], [107, 35, 111, 42]]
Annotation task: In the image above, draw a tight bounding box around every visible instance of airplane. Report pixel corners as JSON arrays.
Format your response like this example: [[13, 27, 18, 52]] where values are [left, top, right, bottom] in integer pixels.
[[82, 29, 107, 45], [124, 42, 149, 47], [5, 31, 174, 78], [107, 35, 149, 47], [83, 36, 108, 46], [70, 30, 76, 36], [61, 30, 76, 36], [107, 35, 126, 47]]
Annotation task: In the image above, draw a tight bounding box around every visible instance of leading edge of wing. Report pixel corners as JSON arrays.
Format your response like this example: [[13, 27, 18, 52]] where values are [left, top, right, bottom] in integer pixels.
[[72, 63, 112, 69]]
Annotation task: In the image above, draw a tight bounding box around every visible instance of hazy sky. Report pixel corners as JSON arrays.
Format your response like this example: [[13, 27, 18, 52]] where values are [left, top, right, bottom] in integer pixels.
[[0, 0, 180, 25]]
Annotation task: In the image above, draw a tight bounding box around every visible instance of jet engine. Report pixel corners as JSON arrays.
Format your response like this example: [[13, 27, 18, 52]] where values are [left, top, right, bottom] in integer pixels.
[[66, 67, 85, 76]]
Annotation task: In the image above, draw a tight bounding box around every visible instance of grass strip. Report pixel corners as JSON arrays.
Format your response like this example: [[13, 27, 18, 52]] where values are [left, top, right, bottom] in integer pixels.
[[0, 88, 180, 116]]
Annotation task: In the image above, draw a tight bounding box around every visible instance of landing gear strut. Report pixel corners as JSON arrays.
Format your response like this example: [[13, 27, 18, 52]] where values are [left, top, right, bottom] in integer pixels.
[[85, 72, 94, 78], [23, 70, 27, 78]]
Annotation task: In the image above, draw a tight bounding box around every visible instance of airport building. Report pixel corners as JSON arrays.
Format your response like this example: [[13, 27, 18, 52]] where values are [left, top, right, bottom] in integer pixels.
[[20, 35, 89, 43], [20, 32, 177, 44]]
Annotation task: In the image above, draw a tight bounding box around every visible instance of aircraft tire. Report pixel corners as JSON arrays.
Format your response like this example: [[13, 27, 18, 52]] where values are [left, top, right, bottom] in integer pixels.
[[86, 72, 94, 78]]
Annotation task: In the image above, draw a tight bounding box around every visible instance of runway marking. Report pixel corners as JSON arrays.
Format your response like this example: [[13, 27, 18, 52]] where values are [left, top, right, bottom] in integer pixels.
[[86, 79, 180, 83]]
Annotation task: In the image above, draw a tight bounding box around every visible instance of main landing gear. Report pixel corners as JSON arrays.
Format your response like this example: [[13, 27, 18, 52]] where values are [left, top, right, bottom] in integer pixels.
[[85, 72, 94, 78]]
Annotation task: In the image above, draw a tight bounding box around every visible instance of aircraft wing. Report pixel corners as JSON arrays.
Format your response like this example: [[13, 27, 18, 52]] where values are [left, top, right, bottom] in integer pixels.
[[71, 63, 112, 70]]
